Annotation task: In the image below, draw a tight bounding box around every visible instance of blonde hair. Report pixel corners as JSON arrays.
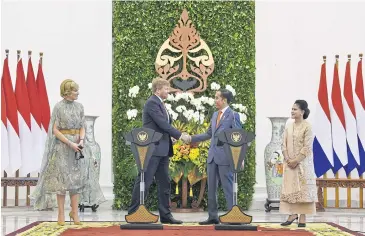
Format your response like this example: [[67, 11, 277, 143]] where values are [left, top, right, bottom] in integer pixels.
[[60, 79, 79, 97], [151, 77, 170, 93]]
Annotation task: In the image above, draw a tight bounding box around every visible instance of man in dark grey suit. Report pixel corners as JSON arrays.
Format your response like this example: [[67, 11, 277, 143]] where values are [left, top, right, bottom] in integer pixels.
[[128, 78, 188, 224], [190, 89, 242, 225]]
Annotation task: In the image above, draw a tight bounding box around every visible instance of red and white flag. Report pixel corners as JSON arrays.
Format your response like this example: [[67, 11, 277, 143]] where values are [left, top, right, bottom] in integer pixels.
[[2, 57, 21, 174], [26, 56, 43, 173], [36, 59, 50, 144], [343, 58, 360, 175], [354, 56, 365, 175], [1, 83, 9, 172], [15, 57, 33, 176]]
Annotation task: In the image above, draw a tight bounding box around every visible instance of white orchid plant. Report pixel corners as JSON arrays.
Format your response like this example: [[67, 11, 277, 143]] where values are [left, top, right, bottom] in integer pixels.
[[126, 82, 247, 125]]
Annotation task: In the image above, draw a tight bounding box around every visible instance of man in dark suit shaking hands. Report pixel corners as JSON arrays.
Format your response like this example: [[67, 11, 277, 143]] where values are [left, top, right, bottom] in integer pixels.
[[128, 78, 189, 224]]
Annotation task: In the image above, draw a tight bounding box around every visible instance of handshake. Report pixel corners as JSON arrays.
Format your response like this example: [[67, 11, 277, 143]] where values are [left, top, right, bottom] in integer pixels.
[[179, 132, 192, 144]]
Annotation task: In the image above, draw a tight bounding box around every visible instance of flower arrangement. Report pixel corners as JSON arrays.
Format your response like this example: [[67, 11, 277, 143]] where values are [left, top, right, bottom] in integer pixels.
[[125, 81, 248, 208]]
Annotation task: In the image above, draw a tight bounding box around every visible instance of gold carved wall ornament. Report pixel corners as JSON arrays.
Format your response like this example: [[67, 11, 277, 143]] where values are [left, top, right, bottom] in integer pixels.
[[155, 9, 214, 93]]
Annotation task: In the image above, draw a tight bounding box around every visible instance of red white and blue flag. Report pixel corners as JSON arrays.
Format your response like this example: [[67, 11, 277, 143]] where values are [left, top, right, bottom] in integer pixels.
[[330, 60, 347, 173], [313, 60, 334, 177], [343, 58, 360, 175], [354, 56, 365, 176]]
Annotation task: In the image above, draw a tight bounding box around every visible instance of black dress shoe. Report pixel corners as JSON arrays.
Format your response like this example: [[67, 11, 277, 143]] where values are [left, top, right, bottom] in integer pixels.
[[160, 216, 183, 224], [280, 216, 298, 226], [199, 218, 220, 225]]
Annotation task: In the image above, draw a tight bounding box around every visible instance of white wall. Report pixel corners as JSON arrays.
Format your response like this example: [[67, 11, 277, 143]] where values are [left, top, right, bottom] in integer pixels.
[[1, 0, 113, 200], [256, 1, 365, 204]]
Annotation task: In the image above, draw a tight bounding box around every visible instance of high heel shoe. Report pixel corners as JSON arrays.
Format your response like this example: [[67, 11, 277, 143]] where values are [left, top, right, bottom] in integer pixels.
[[280, 215, 298, 226], [69, 211, 82, 225], [57, 221, 65, 226]]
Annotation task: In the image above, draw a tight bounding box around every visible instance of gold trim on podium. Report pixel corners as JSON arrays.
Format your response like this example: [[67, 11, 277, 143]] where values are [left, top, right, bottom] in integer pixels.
[[230, 146, 241, 170], [125, 205, 159, 223], [136, 145, 148, 169], [219, 205, 252, 224]]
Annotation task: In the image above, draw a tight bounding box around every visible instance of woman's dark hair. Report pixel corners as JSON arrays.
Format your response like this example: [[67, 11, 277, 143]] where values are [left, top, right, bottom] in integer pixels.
[[294, 100, 310, 119], [219, 89, 234, 104]]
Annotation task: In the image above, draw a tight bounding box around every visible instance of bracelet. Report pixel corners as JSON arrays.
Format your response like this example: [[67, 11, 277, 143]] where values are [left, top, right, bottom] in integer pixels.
[[67, 140, 72, 146]]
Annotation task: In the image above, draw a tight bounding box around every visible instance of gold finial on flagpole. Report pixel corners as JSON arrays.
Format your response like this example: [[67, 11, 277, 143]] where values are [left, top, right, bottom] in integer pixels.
[[28, 50, 32, 58], [348, 54, 351, 61], [5, 49, 9, 58], [323, 55, 326, 62], [39, 52, 43, 65], [335, 55, 339, 63], [360, 53, 363, 59]]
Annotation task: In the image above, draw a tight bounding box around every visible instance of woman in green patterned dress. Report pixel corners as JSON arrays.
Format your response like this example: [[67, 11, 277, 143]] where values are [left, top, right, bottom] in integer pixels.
[[30, 79, 104, 225]]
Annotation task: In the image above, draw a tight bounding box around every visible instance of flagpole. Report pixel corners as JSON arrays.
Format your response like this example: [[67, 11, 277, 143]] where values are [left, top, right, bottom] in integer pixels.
[[15, 50, 21, 207], [2, 49, 9, 207], [26, 50, 32, 206], [322, 55, 329, 208], [359, 53, 363, 209], [335, 54, 340, 208], [38, 52, 43, 179], [346, 54, 352, 208]]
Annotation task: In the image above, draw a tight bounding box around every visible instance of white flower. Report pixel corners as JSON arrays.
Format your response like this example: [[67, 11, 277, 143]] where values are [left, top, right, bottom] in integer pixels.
[[199, 113, 205, 124], [167, 94, 174, 102], [171, 111, 178, 120], [128, 85, 140, 98], [207, 98, 215, 106], [181, 92, 190, 101], [225, 85, 236, 96], [190, 98, 205, 111], [174, 93, 182, 102], [232, 104, 247, 113], [238, 112, 247, 123], [175, 92, 193, 102], [176, 105, 186, 113], [183, 109, 195, 121], [192, 111, 200, 123], [210, 82, 221, 90], [164, 103, 172, 111], [200, 96, 209, 104], [148, 83, 152, 89], [126, 109, 138, 120]]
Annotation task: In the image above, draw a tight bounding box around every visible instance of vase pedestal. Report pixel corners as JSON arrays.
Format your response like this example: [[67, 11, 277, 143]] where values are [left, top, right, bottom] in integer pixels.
[[264, 199, 280, 212]]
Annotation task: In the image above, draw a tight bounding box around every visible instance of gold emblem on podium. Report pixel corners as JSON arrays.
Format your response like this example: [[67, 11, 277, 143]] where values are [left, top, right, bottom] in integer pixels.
[[231, 132, 242, 143], [137, 131, 148, 142]]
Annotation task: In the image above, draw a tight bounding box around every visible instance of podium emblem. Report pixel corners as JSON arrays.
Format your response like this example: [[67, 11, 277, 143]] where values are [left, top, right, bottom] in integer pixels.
[[231, 132, 242, 143], [137, 131, 148, 142]]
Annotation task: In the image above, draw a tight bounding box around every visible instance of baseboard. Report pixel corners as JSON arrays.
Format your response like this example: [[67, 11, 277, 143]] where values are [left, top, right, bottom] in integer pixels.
[[249, 185, 267, 211], [2, 185, 362, 210], [101, 185, 114, 201]]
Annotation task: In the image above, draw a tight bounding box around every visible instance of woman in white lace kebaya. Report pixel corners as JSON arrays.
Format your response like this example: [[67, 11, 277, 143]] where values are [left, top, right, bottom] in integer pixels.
[[279, 100, 317, 227], [30, 79, 105, 225]]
